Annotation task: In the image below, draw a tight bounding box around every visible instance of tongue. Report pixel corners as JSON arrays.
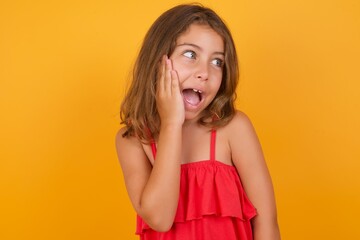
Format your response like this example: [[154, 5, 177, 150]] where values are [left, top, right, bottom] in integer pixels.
[[183, 89, 201, 106]]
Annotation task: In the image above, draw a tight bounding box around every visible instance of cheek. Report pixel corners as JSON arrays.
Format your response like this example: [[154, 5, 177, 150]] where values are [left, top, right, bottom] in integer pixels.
[[171, 61, 192, 82], [214, 81, 222, 94], [210, 70, 223, 89]]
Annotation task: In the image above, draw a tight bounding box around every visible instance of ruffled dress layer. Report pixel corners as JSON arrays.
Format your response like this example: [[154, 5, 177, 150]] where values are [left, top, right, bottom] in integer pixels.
[[136, 130, 257, 240]]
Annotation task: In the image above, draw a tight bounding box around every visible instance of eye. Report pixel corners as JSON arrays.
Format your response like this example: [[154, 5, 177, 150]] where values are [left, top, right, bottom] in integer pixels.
[[183, 50, 196, 59], [211, 58, 224, 67]]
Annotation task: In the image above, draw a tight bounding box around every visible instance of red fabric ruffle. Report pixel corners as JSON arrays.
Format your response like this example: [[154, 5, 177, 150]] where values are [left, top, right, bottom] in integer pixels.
[[136, 160, 257, 239]]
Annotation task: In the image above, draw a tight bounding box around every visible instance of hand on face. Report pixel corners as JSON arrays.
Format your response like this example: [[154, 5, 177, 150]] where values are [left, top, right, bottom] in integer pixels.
[[156, 55, 185, 127]]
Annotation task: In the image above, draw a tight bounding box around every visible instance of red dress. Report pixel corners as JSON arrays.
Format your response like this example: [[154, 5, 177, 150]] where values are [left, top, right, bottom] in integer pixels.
[[136, 130, 257, 240]]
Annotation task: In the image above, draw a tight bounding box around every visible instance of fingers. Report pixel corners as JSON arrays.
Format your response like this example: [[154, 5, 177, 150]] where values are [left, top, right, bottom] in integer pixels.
[[158, 55, 179, 96], [170, 69, 180, 95], [164, 57, 172, 93], [156, 55, 185, 126], [165, 57, 181, 96], [157, 56, 166, 94]]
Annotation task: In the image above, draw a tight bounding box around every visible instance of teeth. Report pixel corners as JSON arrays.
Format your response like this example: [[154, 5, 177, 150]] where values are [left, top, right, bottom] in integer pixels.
[[192, 89, 202, 94]]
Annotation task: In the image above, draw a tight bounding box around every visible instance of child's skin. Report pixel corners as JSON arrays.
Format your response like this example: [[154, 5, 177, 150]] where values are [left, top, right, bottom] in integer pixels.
[[116, 23, 280, 239]]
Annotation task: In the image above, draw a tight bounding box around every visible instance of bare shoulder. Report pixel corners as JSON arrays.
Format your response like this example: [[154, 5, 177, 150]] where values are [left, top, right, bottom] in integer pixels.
[[115, 127, 138, 147], [115, 127, 150, 169], [223, 110, 264, 166], [232, 110, 252, 124], [223, 110, 257, 138]]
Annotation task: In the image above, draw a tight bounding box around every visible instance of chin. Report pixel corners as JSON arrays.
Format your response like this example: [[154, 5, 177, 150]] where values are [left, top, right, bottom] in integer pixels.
[[184, 111, 202, 122]]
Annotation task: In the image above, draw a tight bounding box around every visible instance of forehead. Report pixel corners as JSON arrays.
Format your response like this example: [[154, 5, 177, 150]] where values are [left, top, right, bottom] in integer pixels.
[[175, 24, 224, 52]]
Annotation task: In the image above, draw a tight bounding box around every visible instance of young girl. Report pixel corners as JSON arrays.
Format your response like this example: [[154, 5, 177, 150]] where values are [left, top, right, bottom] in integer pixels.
[[116, 4, 280, 240]]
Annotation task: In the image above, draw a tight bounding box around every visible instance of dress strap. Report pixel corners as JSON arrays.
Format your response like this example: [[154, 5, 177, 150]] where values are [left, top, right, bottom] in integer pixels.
[[146, 127, 157, 159], [210, 129, 216, 161], [150, 140, 157, 159]]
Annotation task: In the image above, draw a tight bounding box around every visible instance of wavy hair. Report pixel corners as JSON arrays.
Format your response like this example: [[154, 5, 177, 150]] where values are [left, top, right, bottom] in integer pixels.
[[120, 4, 239, 142]]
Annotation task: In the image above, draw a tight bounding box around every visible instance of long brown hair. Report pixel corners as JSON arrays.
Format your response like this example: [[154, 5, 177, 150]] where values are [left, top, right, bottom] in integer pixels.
[[120, 4, 239, 143]]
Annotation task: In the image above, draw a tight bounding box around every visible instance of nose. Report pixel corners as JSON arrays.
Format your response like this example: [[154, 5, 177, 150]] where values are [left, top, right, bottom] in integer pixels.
[[195, 61, 209, 81]]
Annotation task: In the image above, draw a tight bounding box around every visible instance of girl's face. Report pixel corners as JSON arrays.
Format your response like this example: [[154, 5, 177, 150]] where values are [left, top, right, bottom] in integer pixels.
[[170, 24, 224, 122]]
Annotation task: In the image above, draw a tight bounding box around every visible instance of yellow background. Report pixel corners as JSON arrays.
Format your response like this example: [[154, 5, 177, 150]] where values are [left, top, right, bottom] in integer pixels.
[[1, 0, 359, 239]]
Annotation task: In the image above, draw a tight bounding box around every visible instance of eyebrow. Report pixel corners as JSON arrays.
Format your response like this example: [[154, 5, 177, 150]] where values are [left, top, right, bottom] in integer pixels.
[[176, 43, 225, 56]]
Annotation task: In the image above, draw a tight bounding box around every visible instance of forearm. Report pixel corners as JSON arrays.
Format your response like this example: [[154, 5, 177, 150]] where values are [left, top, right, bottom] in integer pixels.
[[139, 124, 182, 231], [253, 216, 281, 240]]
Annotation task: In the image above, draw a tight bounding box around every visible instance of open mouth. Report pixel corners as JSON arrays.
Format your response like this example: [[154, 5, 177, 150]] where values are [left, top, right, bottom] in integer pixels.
[[182, 88, 203, 106]]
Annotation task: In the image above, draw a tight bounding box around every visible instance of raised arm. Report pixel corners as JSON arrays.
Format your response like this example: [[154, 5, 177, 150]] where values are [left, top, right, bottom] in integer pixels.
[[228, 111, 280, 240], [115, 56, 184, 232]]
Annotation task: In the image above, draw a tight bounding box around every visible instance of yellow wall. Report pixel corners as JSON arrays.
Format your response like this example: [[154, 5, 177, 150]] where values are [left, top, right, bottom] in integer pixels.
[[1, 0, 359, 239]]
